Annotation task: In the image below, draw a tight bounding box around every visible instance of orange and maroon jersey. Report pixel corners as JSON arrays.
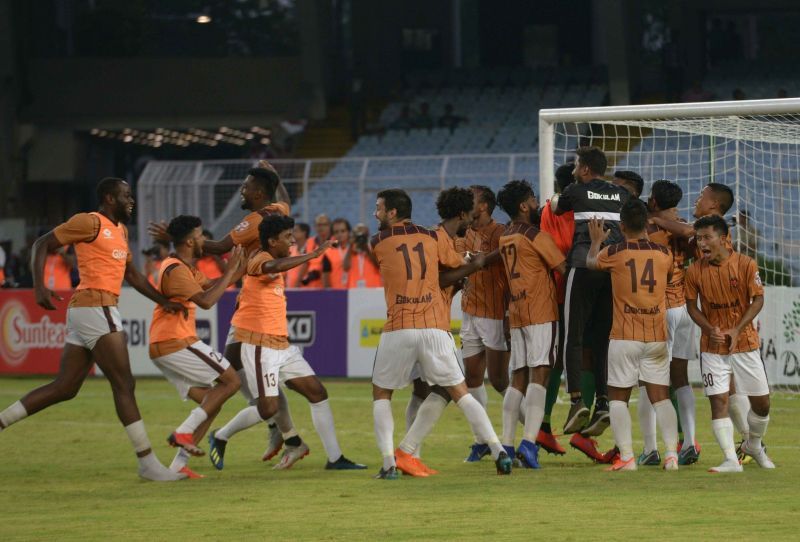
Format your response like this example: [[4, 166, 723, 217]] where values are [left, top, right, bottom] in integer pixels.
[[647, 222, 690, 309], [684, 251, 763, 354], [539, 202, 574, 304], [229, 201, 291, 256], [596, 239, 673, 342], [436, 225, 460, 314], [232, 250, 291, 349], [52, 212, 132, 307], [149, 256, 210, 357], [459, 220, 508, 320], [371, 221, 463, 332], [499, 222, 564, 328]]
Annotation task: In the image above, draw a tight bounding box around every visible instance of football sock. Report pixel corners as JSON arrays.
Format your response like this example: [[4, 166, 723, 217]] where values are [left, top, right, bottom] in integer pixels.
[[216, 405, 261, 442], [373, 399, 395, 469], [675, 385, 696, 446], [580, 371, 595, 409], [711, 417, 738, 462], [745, 411, 769, 451], [310, 399, 342, 462], [398, 394, 447, 455], [176, 407, 208, 435], [728, 393, 750, 440], [124, 419, 152, 455], [236, 369, 254, 402], [653, 399, 679, 455], [544, 366, 562, 420], [456, 394, 503, 460], [501, 387, 524, 446], [405, 393, 424, 432], [0, 400, 28, 429], [468, 385, 488, 410], [637, 386, 658, 454], [609, 400, 633, 461], [522, 383, 546, 443], [169, 448, 190, 472]]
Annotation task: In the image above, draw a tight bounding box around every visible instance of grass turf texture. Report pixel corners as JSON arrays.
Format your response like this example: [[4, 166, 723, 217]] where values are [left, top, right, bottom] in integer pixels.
[[0, 377, 797, 541]]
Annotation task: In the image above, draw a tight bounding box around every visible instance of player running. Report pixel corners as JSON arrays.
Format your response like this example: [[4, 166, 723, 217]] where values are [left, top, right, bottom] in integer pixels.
[[684, 215, 774, 473], [0, 178, 187, 481], [458, 185, 510, 462], [148, 215, 246, 478], [587, 199, 680, 471], [496, 180, 566, 469], [208, 215, 366, 471], [370, 189, 512, 479]]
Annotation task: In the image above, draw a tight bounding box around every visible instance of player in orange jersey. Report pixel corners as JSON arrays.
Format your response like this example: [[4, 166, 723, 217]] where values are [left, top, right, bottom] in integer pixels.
[[369, 189, 511, 479], [685, 214, 774, 473], [496, 180, 566, 469], [587, 199, 680, 472], [0, 178, 188, 481], [459, 185, 511, 462], [208, 215, 366, 471], [397, 187, 488, 471], [148, 215, 246, 478]]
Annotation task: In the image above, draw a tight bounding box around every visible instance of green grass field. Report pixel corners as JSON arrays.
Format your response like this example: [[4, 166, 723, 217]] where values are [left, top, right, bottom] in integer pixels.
[[0, 377, 797, 541]]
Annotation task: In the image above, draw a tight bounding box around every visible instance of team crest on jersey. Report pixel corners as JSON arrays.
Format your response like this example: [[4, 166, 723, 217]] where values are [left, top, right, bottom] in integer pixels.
[[755, 272, 762, 286], [103, 228, 113, 238], [234, 220, 250, 233], [730, 277, 738, 288]]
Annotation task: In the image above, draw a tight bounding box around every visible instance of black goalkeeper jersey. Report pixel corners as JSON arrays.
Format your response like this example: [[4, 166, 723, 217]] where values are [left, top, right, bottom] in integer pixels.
[[557, 178, 630, 268]]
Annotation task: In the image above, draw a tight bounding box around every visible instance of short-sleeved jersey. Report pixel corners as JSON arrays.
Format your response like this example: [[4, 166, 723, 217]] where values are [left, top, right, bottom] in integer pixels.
[[647, 222, 690, 309], [459, 220, 508, 320], [540, 202, 575, 304], [371, 221, 463, 332], [557, 179, 629, 268], [229, 201, 291, 256], [684, 251, 763, 354], [596, 239, 673, 342], [232, 251, 290, 348], [500, 222, 565, 328], [53, 212, 132, 307], [149, 256, 210, 357]]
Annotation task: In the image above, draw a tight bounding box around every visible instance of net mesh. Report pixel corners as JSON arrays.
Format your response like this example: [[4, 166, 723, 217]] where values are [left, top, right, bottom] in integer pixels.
[[549, 110, 800, 391]]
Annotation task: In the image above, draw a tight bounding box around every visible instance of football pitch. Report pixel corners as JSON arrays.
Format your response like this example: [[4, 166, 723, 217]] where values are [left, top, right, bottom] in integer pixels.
[[0, 377, 797, 541]]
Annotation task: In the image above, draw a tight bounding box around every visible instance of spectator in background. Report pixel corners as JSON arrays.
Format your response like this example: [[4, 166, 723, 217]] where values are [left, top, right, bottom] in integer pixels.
[[415, 102, 435, 130], [732, 88, 746, 100], [322, 218, 352, 289], [300, 214, 332, 288], [286, 222, 311, 288], [143, 240, 170, 286], [735, 209, 758, 259], [612, 170, 645, 200], [681, 81, 714, 103], [44, 246, 75, 290], [439, 103, 468, 132], [390, 104, 415, 131], [344, 223, 382, 288], [196, 229, 232, 288]]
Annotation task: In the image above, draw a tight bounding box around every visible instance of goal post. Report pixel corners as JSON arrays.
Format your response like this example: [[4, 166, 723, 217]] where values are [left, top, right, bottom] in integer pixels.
[[538, 97, 800, 391]]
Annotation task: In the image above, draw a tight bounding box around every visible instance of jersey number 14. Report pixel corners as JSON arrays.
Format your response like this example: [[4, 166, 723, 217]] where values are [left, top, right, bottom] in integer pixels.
[[624, 258, 656, 293]]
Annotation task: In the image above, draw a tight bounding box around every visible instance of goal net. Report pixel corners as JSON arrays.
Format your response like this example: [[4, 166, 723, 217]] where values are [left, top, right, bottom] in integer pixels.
[[539, 98, 800, 391]]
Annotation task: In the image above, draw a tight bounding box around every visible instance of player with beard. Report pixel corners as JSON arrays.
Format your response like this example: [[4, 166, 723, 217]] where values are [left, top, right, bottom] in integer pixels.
[[496, 180, 566, 468], [370, 188, 512, 479], [458, 185, 510, 463], [0, 178, 187, 481]]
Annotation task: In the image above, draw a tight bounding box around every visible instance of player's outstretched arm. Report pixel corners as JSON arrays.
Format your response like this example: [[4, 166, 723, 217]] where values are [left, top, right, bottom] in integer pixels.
[[261, 240, 335, 274], [124, 261, 188, 318], [586, 217, 609, 270], [439, 252, 486, 288], [31, 231, 65, 310], [202, 234, 235, 256], [191, 246, 245, 309], [650, 216, 694, 238]]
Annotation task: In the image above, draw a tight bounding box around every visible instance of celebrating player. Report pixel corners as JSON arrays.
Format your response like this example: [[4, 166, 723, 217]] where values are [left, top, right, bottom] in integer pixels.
[[684, 215, 774, 473], [0, 178, 187, 481], [587, 199, 680, 471], [148, 215, 246, 478], [496, 180, 566, 468], [370, 188, 512, 479]]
